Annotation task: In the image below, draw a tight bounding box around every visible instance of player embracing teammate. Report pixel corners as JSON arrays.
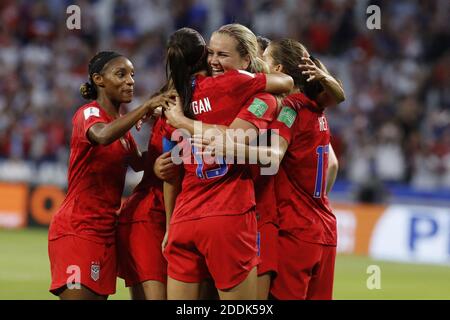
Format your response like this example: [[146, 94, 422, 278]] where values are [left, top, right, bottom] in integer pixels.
[[49, 25, 344, 300]]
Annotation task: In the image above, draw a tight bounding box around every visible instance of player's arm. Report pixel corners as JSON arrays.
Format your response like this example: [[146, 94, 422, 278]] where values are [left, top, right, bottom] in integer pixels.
[[164, 95, 273, 142], [87, 93, 172, 145], [162, 171, 182, 251], [194, 132, 289, 174], [159, 136, 182, 250], [264, 72, 294, 94], [154, 151, 179, 181], [299, 57, 345, 107], [326, 144, 339, 194]]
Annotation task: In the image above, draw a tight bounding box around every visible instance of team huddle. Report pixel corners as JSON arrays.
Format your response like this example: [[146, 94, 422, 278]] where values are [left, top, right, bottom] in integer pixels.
[[47, 23, 344, 300]]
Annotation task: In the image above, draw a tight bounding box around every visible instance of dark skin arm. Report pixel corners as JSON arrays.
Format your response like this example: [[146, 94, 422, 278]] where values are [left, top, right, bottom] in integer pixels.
[[87, 94, 172, 172], [88, 93, 172, 146]]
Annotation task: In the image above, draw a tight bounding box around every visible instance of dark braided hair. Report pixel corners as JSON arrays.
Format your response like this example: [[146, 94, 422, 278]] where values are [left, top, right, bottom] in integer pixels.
[[166, 28, 208, 119], [80, 51, 123, 100]]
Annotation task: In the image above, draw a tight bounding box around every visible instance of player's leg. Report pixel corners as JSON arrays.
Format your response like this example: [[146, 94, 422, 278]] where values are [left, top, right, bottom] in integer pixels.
[[59, 285, 107, 300], [256, 223, 279, 300], [306, 245, 336, 300], [117, 220, 168, 300], [167, 277, 200, 300], [199, 278, 219, 300], [257, 273, 271, 300], [129, 280, 166, 300], [200, 212, 259, 300], [270, 231, 320, 300], [218, 266, 258, 300], [165, 219, 207, 300], [129, 284, 145, 300], [49, 235, 117, 300]]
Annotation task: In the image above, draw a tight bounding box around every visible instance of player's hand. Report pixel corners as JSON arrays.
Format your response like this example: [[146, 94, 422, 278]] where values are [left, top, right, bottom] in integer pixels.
[[299, 57, 327, 82], [144, 93, 173, 114], [164, 96, 184, 127], [190, 134, 228, 158], [153, 151, 177, 181]]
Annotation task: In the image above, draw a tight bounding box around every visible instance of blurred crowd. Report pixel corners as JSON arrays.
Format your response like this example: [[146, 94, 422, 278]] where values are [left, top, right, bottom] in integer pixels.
[[0, 0, 449, 193]]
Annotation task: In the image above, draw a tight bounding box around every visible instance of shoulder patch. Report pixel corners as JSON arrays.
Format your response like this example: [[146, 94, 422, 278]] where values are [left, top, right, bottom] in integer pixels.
[[237, 69, 255, 78], [248, 98, 269, 118], [83, 107, 100, 120], [277, 106, 297, 128]]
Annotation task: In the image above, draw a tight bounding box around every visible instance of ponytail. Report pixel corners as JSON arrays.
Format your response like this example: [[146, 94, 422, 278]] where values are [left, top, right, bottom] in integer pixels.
[[165, 28, 208, 120], [166, 45, 196, 119]]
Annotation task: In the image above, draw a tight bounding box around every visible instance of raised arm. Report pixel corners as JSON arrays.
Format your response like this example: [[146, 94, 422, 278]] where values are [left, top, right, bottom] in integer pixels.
[[300, 56, 345, 106]]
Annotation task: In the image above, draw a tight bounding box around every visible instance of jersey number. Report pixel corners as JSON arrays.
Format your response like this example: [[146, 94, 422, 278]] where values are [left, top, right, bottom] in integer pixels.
[[192, 146, 228, 179], [314, 144, 329, 198]]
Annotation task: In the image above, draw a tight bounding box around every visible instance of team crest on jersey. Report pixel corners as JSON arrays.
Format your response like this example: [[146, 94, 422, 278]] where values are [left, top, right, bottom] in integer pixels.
[[248, 98, 268, 118], [277, 106, 297, 128], [83, 107, 100, 120], [91, 262, 100, 281]]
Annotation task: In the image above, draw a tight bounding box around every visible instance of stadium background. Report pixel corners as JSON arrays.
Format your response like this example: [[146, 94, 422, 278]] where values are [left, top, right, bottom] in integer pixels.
[[0, 0, 449, 299]]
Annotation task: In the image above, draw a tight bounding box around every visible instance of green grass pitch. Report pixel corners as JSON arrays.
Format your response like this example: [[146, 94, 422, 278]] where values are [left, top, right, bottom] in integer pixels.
[[0, 228, 449, 300]]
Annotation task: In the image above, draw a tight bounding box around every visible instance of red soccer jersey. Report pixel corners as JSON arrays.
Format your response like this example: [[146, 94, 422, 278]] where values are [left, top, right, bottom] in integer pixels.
[[48, 101, 137, 244], [239, 93, 279, 228], [166, 70, 272, 224], [269, 93, 337, 246], [118, 117, 165, 223]]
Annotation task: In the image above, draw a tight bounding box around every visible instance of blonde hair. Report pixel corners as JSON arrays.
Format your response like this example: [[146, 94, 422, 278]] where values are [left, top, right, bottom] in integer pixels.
[[214, 24, 269, 74]]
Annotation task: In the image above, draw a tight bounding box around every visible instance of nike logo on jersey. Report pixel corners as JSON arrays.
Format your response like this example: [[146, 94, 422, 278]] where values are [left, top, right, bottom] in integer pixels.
[[191, 97, 212, 115], [318, 116, 328, 132]]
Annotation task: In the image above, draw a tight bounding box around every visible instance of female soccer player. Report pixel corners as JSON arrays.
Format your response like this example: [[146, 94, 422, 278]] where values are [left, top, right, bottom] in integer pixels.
[[264, 39, 344, 300], [162, 26, 293, 300], [48, 51, 171, 300], [196, 39, 344, 299], [116, 115, 179, 300]]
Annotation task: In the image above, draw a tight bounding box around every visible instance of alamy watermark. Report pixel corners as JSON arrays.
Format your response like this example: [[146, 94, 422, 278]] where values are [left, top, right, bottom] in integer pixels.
[[366, 5, 381, 30], [66, 265, 81, 290], [366, 265, 382, 290], [168, 123, 281, 176], [66, 5, 81, 30]]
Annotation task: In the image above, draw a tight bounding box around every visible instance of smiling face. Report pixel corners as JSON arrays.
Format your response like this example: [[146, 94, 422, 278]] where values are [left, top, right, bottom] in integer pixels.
[[92, 56, 135, 104], [207, 32, 250, 77]]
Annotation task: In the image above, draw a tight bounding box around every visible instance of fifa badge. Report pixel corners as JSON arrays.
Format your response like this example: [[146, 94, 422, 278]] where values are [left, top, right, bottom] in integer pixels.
[[91, 262, 100, 281]]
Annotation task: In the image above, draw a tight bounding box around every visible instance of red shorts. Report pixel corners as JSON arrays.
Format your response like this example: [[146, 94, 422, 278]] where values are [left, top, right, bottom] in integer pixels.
[[116, 220, 167, 287], [270, 231, 336, 300], [257, 222, 278, 277], [48, 235, 116, 296], [164, 211, 259, 290]]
